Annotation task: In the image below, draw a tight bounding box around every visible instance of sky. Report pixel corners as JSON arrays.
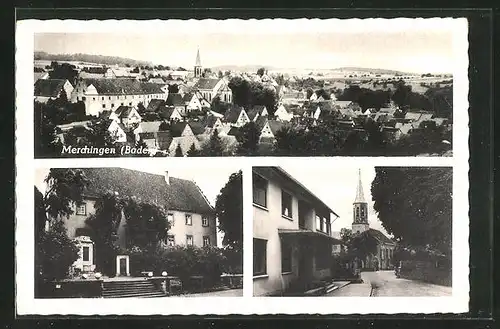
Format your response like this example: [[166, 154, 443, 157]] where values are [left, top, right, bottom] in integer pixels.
[[279, 165, 390, 237], [34, 28, 455, 73], [34, 165, 242, 247]]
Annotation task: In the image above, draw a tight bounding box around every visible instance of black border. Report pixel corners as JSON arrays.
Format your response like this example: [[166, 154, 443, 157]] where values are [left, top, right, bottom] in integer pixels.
[[8, 6, 496, 328]]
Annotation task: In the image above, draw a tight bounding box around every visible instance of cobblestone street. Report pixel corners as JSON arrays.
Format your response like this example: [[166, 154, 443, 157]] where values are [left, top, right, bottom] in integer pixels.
[[328, 271, 452, 297]]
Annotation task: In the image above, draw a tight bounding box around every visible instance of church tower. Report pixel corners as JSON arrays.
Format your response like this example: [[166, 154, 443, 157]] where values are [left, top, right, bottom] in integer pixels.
[[352, 169, 369, 234], [194, 48, 203, 78]]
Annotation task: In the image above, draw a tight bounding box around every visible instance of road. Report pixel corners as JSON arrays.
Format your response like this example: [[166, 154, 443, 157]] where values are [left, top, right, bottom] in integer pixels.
[[328, 271, 452, 297]]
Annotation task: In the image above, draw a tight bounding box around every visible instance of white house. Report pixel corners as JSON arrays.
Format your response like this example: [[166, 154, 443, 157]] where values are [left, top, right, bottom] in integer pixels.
[[71, 78, 167, 116], [109, 106, 142, 128], [108, 120, 128, 143], [274, 104, 293, 122], [223, 106, 250, 127]]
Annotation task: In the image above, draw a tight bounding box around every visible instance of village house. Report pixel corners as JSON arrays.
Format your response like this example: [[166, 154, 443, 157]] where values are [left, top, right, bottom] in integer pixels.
[[107, 120, 131, 143], [274, 104, 293, 122], [109, 105, 142, 128], [223, 105, 250, 127], [158, 106, 183, 122], [71, 78, 167, 116], [253, 167, 342, 296], [351, 170, 396, 270], [183, 92, 203, 112], [50, 167, 216, 275], [255, 117, 288, 143], [34, 79, 74, 103], [165, 93, 187, 116], [133, 121, 163, 142]]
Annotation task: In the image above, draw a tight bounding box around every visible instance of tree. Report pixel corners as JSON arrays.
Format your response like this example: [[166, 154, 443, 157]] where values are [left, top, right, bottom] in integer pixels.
[[85, 192, 124, 275], [34, 101, 63, 158], [371, 167, 452, 255], [218, 70, 223, 79], [48, 62, 78, 86], [236, 122, 260, 156], [35, 169, 89, 294], [257, 67, 266, 77], [199, 129, 224, 156], [174, 143, 184, 157], [215, 171, 243, 251], [43, 168, 89, 219], [122, 198, 169, 252], [186, 143, 200, 157], [132, 67, 140, 73]]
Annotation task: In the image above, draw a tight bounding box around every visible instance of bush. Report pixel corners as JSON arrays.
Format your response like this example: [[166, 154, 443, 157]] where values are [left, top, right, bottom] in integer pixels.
[[128, 245, 227, 287]]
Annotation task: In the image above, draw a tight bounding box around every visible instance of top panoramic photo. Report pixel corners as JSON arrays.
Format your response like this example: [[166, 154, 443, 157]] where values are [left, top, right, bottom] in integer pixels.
[[31, 19, 464, 158]]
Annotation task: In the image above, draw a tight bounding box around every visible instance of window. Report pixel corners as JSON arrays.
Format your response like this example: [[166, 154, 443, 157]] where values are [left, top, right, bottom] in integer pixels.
[[166, 235, 175, 246], [186, 235, 193, 246], [253, 173, 267, 208], [203, 236, 210, 247], [281, 239, 292, 273], [102, 97, 104, 100], [281, 190, 293, 218], [129, 102, 132, 106], [167, 213, 174, 225], [315, 215, 321, 231], [109, 97, 111, 100], [82, 246, 90, 261], [82, 97, 86, 101], [253, 238, 267, 276], [185, 214, 192, 225], [76, 204, 86, 215], [121, 102, 124, 106], [111, 103, 115, 108], [102, 104, 106, 108], [202, 216, 209, 227], [326, 218, 331, 235], [321, 217, 327, 233], [356, 207, 359, 218]]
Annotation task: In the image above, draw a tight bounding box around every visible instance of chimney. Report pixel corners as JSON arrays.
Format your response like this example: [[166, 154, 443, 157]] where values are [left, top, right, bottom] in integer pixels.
[[164, 171, 170, 185]]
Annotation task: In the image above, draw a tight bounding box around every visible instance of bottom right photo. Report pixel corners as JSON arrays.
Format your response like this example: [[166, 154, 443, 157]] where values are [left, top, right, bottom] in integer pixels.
[[252, 166, 452, 297]]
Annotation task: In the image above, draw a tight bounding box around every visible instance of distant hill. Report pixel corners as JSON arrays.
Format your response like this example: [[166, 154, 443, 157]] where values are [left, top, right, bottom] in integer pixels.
[[211, 65, 276, 73], [333, 67, 416, 76], [34, 51, 153, 67]]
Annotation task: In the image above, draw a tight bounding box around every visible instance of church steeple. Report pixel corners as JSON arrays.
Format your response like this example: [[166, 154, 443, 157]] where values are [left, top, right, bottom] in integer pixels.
[[354, 169, 366, 203], [352, 168, 369, 234], [194, 47, 202, 78]]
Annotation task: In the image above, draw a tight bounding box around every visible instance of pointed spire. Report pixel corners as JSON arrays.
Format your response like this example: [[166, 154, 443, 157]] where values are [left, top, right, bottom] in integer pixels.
[[195, 48, 201, 66], [354, 169, 366, 203]]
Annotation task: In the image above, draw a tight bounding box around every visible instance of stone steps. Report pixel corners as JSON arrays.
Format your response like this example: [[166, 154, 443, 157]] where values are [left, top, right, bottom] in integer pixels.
[[102, 280, 165, 298]]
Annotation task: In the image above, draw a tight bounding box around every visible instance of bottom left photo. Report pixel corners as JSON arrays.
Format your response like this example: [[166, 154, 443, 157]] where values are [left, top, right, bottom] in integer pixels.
[[33, 165, 243, 298]]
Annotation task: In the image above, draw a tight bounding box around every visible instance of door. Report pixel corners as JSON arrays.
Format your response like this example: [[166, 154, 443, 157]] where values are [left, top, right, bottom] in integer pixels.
[[119, 258, 127, 276]]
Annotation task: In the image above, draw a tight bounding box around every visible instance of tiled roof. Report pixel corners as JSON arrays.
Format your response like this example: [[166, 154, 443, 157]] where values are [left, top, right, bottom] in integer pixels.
[[267, 120, 287, 135], [170, 122, 189, 137], [136, 121, 162, 133], [182, 92, 194, 103], [77, 167, 213, 214], [158, 107, 176, 120], [224, 105, 245, 123], [147, 99, 166, 112], [166, 93, 185, 106], [247, 105, 267, 121], [83, 78, 164, 95], [188, 121, 206, 135], [368, 228, 395, 245], [193, 78, 220, 90], [114, 106, 133, 118], [34, 79, 67, 97]]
